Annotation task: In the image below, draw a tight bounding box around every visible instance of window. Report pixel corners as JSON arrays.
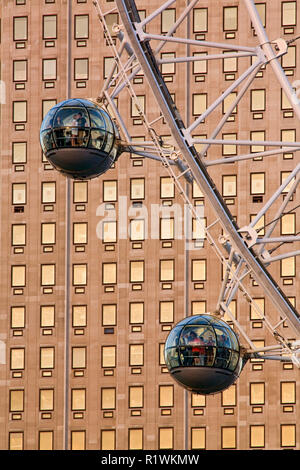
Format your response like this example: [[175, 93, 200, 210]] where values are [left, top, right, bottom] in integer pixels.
[[159, 428, 173, 450], [191, 301, 206, 315], [192, 180, 203, 198], [250, 298, 265, 320], [13, 101, 27, 122], [282, 2, 297, 26], [281, 256, 295, 277], [73, 223, 87, 244], [130, 219, 145, 241], [102, 346, 116, 368], [161, 52, 175, 75], [11, 265, 26, 287], [160, 259, 174, 282], [42, 182, 56, 203], [41, 223, 56, 245], [103, 180, 117, 202], [250, 173, 265, 195], [40, 389, 54, 411], [223, 92, 238, 113], [129, 386, 143, 408], [250, 382, 265, 405], [12, 142, 27, 163], [10, 389, 24, 412], [40, 306, 55, 328], [281, 382, 296, 404], [73, 264, 87, 286], [251, 89, 266, 111], [130, 261, 144, 283], [282, 45, 296, 68], [102, 263, 117, 285], [159, 385, 174, 407], [193, 8, 208, 33], [42, 100, 57, 119], [160, 177, 174, 199], [222, 175, 237, 197], [281, 171, 295, 193], [72, 305, 87, 327], [254, 3, 266, 27], [193, 52, 207, 75], [72, 347, 86, 369], [161, 9, 176, 33], [43, 59, 57, 80], [71, 389, 86, 411], [192, 217, 206, 241], [43, 15, 57, 39], [103, 57, 114, 79], [74, 181, 88, 203], [193, 93, 207, 116], [131, 95, 145, 118], [71, 431, 85, 450], [129, 429, 143, 450], [222, 133, 237, 156], [281, 213, 295, 235], [14, 17, 27, 41], [222, 384, 236, 406], [102, 221, 117, 244], [130, 178, 145, 200], [10, 348, 25, 370], [9, 432, 23, 450], [40, 347, 54, 369], [101, 388, 116, 410], [221, 427, 236, 449], [101, 430, 116, 450], [129, 302, 144, 324], [223, 6, 238, 31], [129, 344, 144, 366], [105, 13, 119, 37], [13, 60, 27, 82], [11, 306, 25, 329], [250, 425, 265, 448], [12, 224, 26, 246], [223, 53, 237, 74], [159, 301, 174, 323], [75, 15, 89, 39], [192, 259, 206, 281], [12, 183, 26, 205], [41, 264, 55, 286], [251, 130, 265, 154], [39, 431, 53, 450], [102, 304, 117, 326], [281, 424, 296, 447], [191, 428, 205, 450], [74, 58, 88, 80], [160, 218, 174, 240]]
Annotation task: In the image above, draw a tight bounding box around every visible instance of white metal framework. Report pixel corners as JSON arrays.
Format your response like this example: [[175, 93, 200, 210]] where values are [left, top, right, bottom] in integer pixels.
[[92, 0, 300, 366]]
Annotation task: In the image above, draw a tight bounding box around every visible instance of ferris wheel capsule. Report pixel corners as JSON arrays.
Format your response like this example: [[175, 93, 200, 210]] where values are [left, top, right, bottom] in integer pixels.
[[40, 98, 122, 179], [164, 314, 246, 395]]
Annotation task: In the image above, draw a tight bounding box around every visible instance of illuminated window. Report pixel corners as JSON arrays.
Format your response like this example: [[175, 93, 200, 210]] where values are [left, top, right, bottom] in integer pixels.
[[129, 429, 143, 450], [193, 8, 208, 33], [13, 101, 27, 122], [250, 382, 265, 405], [193, 93, 207, 116], [12, 142, 27, 163], [102, 346, 116, 368], [251, 130, 265, 154], [161, 52, 175, 75], [71, 431, 85, 450], [101, 387, 116, 410], [222, 175, 237, 197], [11, 306, 25, 329], [12, 224, 26, 246], [40, 306, 55, 328], [160, 218, 174, 240], [101, 430, 115, 450], [73, 222, 87, 244], [43, 15, 57, 39], [40, 347, 54, 369], [39, 431, 53, 450], [72, 305, 87, 327], [159, 428, 173, 449], [159, 385, 174, 407], [41, 264, 55, 286], [161, 9, 176, 33], [223, 53, 237, 74], [281, 213, 295, 235], [223, 6, 238, 31], [281, 382, 296, 404], [42, 182, 56, 203], [129, 302, 144, 324], [42, 223, 55, 245], [11, 265, 26, 287], [129, 386, 143, 408], [221, 427, 236, 449], [74, 181, 88, 203], [73, 264, 87, 286], [282, 45, 296, 68], [10, 348, 25, 370], [14, 17, 27, 41], [281, 256, 295, 277], [282, 2, 297, 26], [250, 298, 265, 320], [251, 89, 266, 111], [130, 261, 144, 283], [192, 180, 203, 198], [192, 259, 206, 281], [130, 178, 145, 200], [160, 177, 174, 198], [40, 389, 54, 411], [129, 344, 144, 366], [72, 347, 86, 369], [191, 428, 206, 450], [159, 301, 174, 323], [191, 301, 206, 315], [250, 172, 265, 195], [102, 221, 117, 243], [281, 424, 296, 447], [160, 259, 174, 282], [222, 133, 237, 156], [130, 219, 145, 241], [12, 183, 26, 205], [193, 52, 207, 75], [102, 263, 117, 284], [103, 180, 117, 202], [222, 384, 236, 406], [71, 389, 86, 411], [102, 304, 117, 326], [131, 95, 145, 118], [9, 432, 23, 450], [9, 389, 24, 412], [250, 425, 265, 448]]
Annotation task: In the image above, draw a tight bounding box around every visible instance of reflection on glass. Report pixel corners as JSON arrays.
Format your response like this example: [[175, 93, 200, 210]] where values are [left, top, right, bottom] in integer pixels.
[[89, 129, 106, 150]]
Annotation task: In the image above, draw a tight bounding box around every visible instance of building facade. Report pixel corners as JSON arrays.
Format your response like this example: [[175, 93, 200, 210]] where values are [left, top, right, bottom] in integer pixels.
[[0, 0, 299, 450]]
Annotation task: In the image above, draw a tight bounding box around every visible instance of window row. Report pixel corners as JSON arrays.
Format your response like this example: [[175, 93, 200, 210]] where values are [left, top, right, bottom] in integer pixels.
[[8, 423, 298, 450], [13, 58, 90, 82], [13, 15, 89, 41]]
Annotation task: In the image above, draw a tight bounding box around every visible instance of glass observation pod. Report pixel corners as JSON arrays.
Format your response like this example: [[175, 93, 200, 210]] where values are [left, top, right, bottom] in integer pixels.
[[40, 99, 122, 179], [164, 314, 246, 395]]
